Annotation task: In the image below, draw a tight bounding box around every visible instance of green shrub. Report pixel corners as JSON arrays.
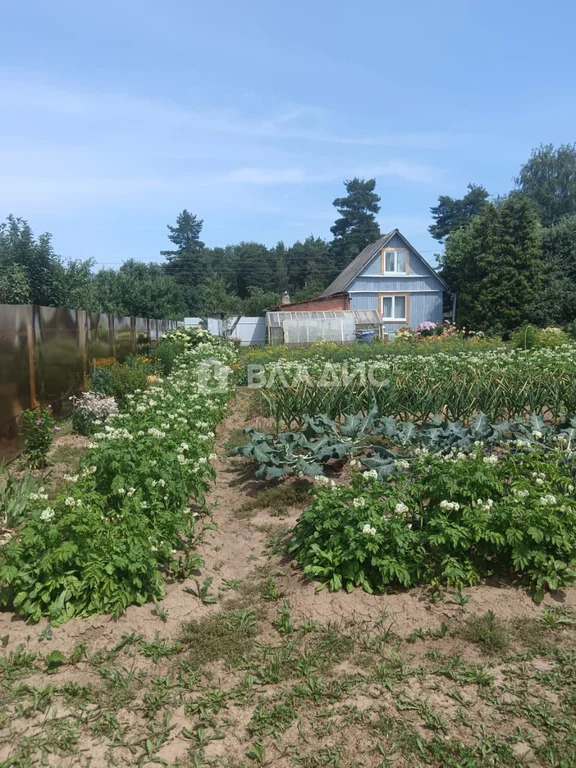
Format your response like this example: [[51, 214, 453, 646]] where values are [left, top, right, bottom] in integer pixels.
[[109, 360, 149, 408], [288, 448, 576, 600], [511, 325, 571, 349], [149, 340, 182, 376], [21, 407, 58, 468], [88, 367, 114, 396]]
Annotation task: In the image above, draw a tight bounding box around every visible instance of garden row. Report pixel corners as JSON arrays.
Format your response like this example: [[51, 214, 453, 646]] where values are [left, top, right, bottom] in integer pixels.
[[231, 343, 576, 601], [253, 345, 576, 426], [0, 328, 236, 625]]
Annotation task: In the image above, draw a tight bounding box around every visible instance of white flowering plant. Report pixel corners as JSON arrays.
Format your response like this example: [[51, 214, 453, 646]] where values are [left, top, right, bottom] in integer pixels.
[[70, 392, 119, 436], [288, 448, 576, 601], [0, 337, 237, 625]]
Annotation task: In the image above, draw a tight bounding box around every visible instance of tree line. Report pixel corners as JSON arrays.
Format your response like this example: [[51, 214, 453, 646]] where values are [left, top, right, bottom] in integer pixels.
[[0, 178, 381, 319], [1, 143, 576, 331], [433, 143, 576, 334]]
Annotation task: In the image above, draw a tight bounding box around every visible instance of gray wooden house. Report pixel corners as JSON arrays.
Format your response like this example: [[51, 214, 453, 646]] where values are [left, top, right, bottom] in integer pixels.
[[321, 229, 453, 336]]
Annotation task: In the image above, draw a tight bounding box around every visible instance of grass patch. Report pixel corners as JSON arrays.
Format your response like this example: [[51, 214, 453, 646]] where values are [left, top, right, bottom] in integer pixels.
[[50, 440, 85, 466], [180, 609, 259, 668], [236, 482, 311, 518], [224, 427, 251, 453], [458, 610, 509, 654]]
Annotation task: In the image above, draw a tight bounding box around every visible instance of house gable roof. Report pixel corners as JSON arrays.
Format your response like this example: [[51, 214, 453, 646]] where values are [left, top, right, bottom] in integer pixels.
[[321, 229, 451, 295]]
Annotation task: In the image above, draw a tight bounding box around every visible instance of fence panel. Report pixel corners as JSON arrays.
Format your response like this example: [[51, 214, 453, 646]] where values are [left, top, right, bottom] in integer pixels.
[[34, 306, 84, 417], [0, 305, 33, 461], [114, 314, 133, 362], [0, 304, 180, 461]]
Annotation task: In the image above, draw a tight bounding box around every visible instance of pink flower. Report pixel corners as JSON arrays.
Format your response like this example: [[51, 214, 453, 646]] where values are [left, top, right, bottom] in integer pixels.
[[54, 426, 61, 431], [36, 418, 42, 425]]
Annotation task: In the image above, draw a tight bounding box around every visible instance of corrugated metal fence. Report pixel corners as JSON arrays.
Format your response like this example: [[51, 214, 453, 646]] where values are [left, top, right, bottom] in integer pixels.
[[0, 304, 179, 461]]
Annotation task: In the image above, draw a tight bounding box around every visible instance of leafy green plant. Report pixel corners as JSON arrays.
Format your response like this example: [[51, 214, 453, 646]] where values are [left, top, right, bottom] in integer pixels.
[[0, 465, 41, 537], [0, 340, 236, 625], [184, 576, 218, 605], [21, 406, 57, 468], [139, 636, 182, 663], [231, 408, 576, 481], [288, 448, 576, 598], [109, 360, 149, 408], [87, 366, 114, 395], [448, 591, 471, 612], [45, 649, 67, 671]]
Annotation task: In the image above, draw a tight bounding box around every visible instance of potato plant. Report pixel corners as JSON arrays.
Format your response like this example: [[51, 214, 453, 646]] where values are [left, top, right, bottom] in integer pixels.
[[0, 331, 237, 625], [289, 448, 576, 601]]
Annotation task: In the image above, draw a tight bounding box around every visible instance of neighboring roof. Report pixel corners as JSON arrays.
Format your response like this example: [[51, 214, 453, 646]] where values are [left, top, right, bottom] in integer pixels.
[[266, 291, 349, 311], [266, 309, 381, 327], [321, 229, 451, 295]]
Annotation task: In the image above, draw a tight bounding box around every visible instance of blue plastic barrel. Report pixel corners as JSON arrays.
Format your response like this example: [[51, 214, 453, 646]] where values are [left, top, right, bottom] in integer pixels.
[[358, 330, 375, 346]]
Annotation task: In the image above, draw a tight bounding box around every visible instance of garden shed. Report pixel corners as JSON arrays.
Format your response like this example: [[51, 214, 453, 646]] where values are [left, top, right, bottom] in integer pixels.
[[265, 309, 381, 346]]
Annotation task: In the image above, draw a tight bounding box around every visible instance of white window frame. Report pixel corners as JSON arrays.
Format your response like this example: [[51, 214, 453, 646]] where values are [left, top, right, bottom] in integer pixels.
[[381, 248, 409, 275], [380, 293, 408, 322]]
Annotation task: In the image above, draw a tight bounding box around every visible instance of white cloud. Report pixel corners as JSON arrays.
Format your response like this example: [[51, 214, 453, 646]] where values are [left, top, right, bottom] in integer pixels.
[[221, 160, 442, 186], [0, 74, 447, 219]]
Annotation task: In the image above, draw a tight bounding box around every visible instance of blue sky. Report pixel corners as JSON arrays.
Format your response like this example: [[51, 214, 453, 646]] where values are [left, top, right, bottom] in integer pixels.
[[2, 0, 576, 269]]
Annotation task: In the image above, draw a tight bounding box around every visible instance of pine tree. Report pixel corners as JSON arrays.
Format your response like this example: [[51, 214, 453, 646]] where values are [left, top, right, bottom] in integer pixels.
[[287, 237, 330, 293], [329, 178, 381, 275], [161, 210, 206, 312], [429, 184, 490, 242]]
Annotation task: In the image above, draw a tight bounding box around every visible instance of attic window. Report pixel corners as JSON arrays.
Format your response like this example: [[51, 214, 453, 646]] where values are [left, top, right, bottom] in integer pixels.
[[382, 248, 408, 274]]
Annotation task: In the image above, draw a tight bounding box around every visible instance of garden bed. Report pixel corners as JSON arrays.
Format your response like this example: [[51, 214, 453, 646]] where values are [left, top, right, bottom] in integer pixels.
[[2, 385, 576, 767]]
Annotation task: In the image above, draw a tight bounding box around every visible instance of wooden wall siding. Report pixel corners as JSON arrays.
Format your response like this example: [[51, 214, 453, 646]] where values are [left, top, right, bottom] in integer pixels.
[[348, 274, 444, 292], [358, 233, 439, 282], [350, 291, 443, 333]]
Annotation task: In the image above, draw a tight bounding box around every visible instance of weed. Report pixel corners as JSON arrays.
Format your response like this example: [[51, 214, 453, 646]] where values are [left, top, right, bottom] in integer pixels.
[[139, 636, 182, 663], [153, 600, 169, 622], [45, 650, 66, 672], [274, 600, 294, 634], [239, 483, 310, 516], [448, 590, 472, 612], [222, 578, 244, 591], [186, 688, 228, 719], [539, 607, 575, 629], [459, 611, 509, 654], [142, 676, 175, 719], [262, 525, 292, 556], [185, 576, 219, 604], [225, 428, 251, 453], [249, 698, 298, 738], [181, 610, 258, 668], [0, 644, 37, 679], [262, 575, 282, 601]]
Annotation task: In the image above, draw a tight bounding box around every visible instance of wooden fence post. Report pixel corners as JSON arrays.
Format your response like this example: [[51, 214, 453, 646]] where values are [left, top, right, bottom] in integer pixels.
[[26, 310, 39, 409]]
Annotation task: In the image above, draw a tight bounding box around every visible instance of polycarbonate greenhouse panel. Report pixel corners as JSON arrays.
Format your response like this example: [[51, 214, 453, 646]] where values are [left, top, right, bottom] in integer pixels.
[[282, 315, 356, 344]]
